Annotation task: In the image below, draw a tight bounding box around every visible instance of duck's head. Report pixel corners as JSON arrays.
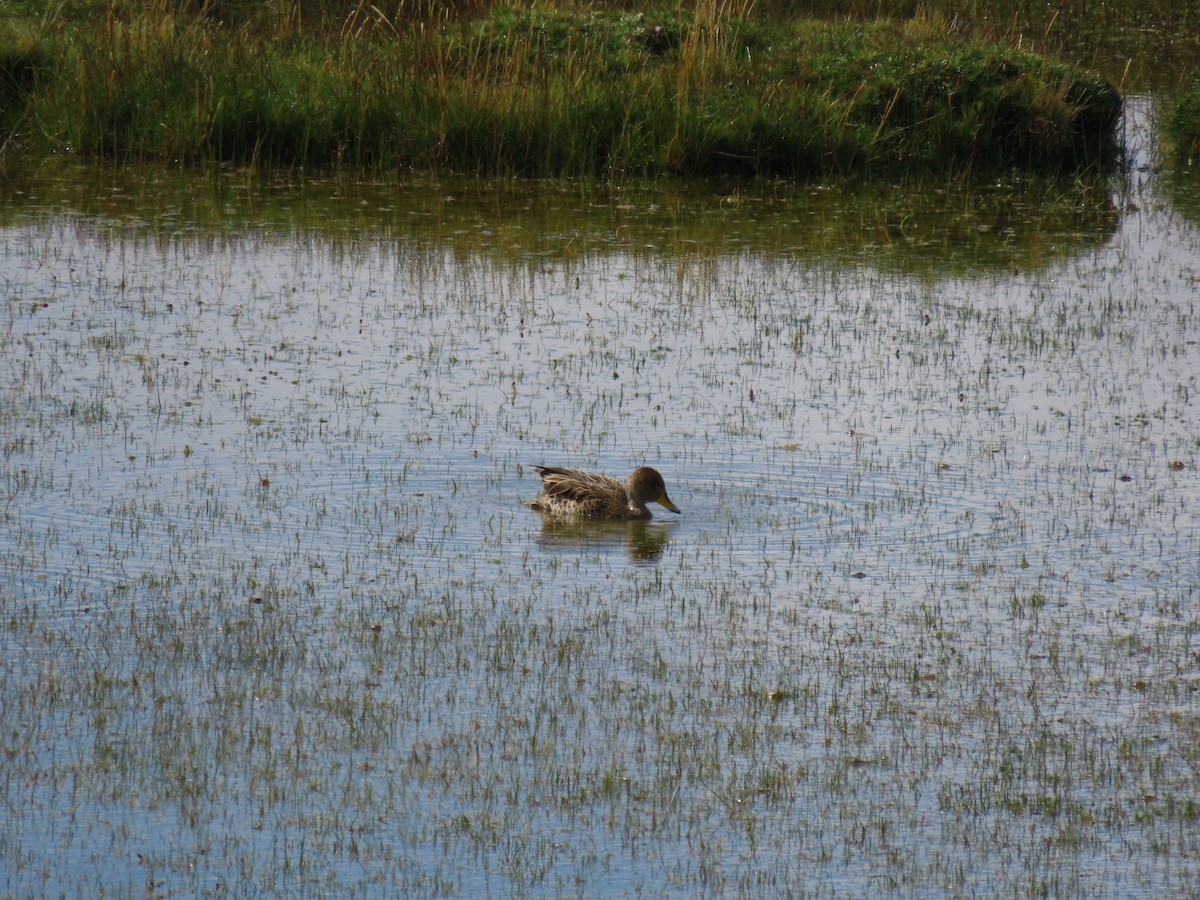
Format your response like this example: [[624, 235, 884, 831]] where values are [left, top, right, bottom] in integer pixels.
[[627, 467, 681, 514]]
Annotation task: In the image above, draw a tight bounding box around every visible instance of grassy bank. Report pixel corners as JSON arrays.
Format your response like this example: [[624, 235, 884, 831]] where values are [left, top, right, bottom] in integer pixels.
[[1, 1, 1122, 177]]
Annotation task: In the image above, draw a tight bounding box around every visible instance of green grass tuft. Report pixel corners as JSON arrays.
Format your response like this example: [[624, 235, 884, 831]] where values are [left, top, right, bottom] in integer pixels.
[[1165, 81, 1200, 169]]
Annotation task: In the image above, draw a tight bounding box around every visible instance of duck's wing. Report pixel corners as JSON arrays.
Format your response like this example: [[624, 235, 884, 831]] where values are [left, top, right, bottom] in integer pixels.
[[533, 466, 625, 503]]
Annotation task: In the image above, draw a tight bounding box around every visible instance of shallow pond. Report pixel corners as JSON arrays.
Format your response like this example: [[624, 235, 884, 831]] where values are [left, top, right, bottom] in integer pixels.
[[3, 101, 1200, 897]]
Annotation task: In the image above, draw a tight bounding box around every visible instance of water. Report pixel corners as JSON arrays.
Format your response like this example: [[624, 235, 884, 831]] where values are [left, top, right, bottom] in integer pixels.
[[3, 101, 1200, 897]]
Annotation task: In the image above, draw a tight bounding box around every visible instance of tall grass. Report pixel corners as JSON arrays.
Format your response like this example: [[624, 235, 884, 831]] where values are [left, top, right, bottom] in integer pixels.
[[1166, 82, 1200, 167], [2, 1, 1123, 176], [0, 19, 50, 148]]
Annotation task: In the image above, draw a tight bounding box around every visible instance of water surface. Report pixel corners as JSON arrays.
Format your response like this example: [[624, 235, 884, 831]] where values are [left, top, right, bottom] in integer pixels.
[[3, 106, 1200, 896]]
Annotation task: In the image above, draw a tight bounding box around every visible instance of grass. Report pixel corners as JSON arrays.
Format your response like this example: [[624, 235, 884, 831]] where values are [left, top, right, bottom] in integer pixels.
[[0, 18, 49, 145], [0, 1, 1123, 176], [1166, 82, 1200, 168]]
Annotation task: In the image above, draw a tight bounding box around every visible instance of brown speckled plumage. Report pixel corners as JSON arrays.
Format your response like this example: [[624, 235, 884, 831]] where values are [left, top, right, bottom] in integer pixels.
[[530, 466, 681, 519]]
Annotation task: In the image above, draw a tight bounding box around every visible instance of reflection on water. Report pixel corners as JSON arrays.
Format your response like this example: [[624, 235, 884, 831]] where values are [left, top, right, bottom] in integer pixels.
[[534, 516, 677, 562], [0, 153, 1120, 275], [2, 108, 1200, 896]]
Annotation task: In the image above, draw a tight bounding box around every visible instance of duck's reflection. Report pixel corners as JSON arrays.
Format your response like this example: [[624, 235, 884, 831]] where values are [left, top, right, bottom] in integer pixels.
[[533, 516, 676, 561]]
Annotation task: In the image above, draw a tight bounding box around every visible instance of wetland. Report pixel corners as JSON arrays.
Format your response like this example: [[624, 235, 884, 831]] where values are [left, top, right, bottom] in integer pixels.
[[5, 0, 1200, 884], [4, 94, 1200, 895]]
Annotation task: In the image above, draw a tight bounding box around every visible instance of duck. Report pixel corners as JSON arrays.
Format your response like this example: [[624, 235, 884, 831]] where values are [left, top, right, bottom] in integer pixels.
[[530, 465, 681, 520]]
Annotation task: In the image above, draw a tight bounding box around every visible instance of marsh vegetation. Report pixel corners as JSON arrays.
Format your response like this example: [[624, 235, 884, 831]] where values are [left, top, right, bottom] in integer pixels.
[[3, 2, 1200, 897], [0, 0, 1129, 176]]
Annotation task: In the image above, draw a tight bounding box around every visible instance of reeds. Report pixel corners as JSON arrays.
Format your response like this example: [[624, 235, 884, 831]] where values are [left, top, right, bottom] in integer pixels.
[[2, 1, 1123, 175]]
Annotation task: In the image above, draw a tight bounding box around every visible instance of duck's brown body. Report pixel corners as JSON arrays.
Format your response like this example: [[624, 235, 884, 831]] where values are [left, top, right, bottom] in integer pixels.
[[530, 466, 681, 520]]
